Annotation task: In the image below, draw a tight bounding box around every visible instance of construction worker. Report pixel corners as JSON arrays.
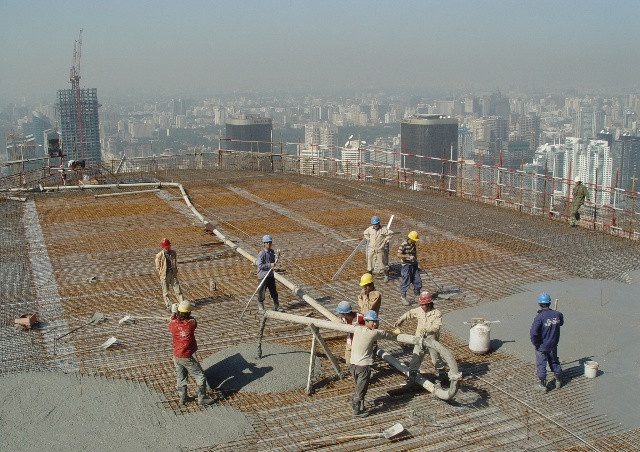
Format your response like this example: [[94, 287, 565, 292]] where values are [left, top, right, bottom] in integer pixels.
[[530, 292, 564, 393], [335, 301, 364, 364], [349, 310, 394, 416], [569, 176, 590, 226], [393, 291, 446, 386], [358, 273, 381, 314], [396, 231, 422, 305], [168, 301, 212, 406], [255, 234, 281, 312], [363, 215, 393, 282], [155, 238, 185, 311]]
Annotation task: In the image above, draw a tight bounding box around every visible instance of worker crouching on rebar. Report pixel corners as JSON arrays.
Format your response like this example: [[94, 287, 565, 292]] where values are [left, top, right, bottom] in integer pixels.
[[394, 292, 447, 386], [349, 310, 394, 417], [168, 302, 212, 406], [396, 231, 422, 305], [155, 238, 185, 311], [255, 234, 281, 312]]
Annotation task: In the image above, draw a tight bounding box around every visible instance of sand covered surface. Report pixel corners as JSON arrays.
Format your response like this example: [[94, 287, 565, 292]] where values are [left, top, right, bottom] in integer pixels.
[[443, 276, 640, 428]]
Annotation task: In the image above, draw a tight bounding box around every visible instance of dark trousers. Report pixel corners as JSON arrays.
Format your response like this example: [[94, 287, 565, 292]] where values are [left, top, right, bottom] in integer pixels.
[[535, 348, 561, 379], [258, 274, 278, 305], [400, 264, 422, 294], [350, 364, 371, 406]]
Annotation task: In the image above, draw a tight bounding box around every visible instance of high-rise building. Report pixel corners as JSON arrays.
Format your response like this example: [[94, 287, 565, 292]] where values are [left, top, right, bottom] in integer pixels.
[[225, 114, 272, 153], [612, 134, 640, 191], [515, 114, 541, 152], [57, 88, 101, 163], [304, 123, 338, 151], [573, 106, 605, 139], [458, 126, 474, 161], [563, 138, 613, 205], [401, 114, 458, 174], [469, 117, 508, 165], [31, 113, 52, 155]]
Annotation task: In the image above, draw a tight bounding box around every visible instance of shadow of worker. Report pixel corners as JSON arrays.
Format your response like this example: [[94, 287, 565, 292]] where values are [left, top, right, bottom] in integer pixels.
[[203, 352, 272, 393]]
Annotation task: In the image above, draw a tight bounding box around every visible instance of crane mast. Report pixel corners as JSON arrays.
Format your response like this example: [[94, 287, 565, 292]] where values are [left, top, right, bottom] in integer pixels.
[[70, 29, 84, 159]]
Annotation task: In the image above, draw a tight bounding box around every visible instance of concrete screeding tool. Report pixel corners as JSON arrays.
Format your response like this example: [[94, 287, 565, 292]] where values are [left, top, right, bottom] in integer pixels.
[[55, 312, 105, 341], [55, 336, 118, 358], [331, 237, 366, 280], [118, 314, 169, 324]]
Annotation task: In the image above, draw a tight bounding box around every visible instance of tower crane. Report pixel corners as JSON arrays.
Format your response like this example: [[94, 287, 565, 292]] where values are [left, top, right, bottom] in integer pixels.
[[70, 29, 84, 160]]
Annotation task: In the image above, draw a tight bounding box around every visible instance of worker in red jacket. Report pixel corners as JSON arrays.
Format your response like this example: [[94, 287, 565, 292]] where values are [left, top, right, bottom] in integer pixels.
[[168, 302, 211, 406]]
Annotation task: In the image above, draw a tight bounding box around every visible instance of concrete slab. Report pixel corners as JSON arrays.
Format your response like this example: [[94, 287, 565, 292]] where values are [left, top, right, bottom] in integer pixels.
[[443, 277, 640, 428]]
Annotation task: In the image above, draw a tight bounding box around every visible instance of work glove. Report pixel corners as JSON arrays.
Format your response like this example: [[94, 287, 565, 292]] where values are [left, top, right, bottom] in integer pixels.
[[171, 303, 178, 314]]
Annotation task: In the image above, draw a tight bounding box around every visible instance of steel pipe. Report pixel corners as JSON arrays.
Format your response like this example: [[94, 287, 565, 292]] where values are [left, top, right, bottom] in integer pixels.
[[261, 310, 460, 400]]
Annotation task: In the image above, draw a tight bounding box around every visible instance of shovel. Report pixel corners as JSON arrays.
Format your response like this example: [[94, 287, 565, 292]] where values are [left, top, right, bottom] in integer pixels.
[[56, 312, 105, 341], [118, 314, 168, 324], [305, 423, 404, 446], [335, 422, 405, 440], [55, 336, 118, 358]]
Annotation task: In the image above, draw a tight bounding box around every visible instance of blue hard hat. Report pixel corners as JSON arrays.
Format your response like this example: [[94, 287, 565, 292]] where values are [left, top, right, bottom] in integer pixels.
[[537, 292, 551, 304], [370, 215, 381, 225], [363, 310, 379, 321], [335, 301, 352, 314], [262, 235, 273, 243]]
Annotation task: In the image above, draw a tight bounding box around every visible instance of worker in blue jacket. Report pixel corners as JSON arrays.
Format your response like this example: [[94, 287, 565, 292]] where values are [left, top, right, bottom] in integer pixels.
[[529, 292, 564, 393]]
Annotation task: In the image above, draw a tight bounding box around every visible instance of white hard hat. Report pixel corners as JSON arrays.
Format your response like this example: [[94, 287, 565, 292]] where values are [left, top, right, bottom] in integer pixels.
[[574, 176, 581, 183]]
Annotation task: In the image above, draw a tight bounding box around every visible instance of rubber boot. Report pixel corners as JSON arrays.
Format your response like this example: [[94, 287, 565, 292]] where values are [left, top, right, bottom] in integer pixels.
[[414, 290, 420, 303], [351, 401, 360, 416], [257, 301, 265, 313], [178, 386, 188, 405], [401, 292, 409, 306], [535, 378, 547, 393], [359, 400, 368, 416], [554, 372, 562, 389], [273, 301, 282, 312], [197, 384, 213, 406], [383, 270, 389, 283]]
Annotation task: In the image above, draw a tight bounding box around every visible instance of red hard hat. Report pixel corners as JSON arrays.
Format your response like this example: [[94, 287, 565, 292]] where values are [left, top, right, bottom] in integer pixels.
[[160, 238, 171, 248], [418, 292, 433, 305]]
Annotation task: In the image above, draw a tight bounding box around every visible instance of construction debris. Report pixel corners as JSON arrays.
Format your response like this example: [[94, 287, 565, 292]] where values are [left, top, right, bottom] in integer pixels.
[[14, 313, 39, 329]]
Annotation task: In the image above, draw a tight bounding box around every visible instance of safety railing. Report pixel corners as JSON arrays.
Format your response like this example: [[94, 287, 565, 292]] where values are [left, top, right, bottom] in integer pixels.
[[2, 144, 638, 239]]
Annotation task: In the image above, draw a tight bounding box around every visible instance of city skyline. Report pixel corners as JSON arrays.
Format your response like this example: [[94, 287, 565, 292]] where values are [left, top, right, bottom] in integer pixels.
[[1, 0, 640, 104]]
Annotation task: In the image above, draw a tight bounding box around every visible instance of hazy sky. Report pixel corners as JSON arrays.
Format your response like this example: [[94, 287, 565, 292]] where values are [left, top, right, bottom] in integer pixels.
[[1, 0, 639, 102]]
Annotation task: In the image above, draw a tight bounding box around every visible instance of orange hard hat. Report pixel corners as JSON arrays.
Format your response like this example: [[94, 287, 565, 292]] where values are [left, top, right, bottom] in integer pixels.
[[418, 292, 433, 305]]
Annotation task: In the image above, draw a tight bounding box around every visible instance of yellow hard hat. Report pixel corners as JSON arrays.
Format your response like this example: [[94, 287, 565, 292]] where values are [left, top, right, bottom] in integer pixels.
[[177, 301, 193, 313], [408, 231, 419, 241], [359, 273, 374, 286]]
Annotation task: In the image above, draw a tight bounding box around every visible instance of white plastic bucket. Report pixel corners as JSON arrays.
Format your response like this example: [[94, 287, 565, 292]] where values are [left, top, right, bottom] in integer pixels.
[[584, 360, 598, 378], [469, 323, 491, 354]]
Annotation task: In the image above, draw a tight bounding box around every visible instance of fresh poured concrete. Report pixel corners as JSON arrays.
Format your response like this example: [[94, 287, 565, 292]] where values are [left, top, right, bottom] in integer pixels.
[[443, 274, 640, 429]]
